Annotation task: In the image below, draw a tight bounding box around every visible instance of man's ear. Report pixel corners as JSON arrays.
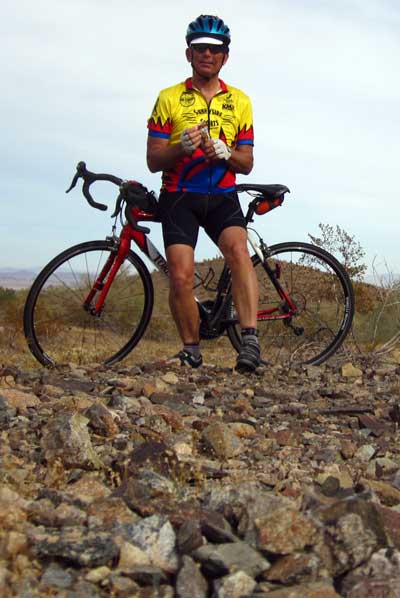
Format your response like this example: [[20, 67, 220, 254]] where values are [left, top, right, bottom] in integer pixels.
[[185, 47, 192, 63], [223, 53, 229, 66]]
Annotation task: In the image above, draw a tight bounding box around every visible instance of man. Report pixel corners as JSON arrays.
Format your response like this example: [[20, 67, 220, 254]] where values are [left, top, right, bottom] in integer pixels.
[[147, 14, 260, 372]]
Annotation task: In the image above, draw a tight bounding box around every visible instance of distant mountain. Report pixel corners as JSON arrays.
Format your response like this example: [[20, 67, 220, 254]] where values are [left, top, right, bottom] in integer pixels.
[[0, 268, 38, 290]]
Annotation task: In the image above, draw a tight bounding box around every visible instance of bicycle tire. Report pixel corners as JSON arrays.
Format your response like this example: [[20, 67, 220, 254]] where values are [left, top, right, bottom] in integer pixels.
[[23, 240, 154, 367], [226, 242, 354, 365]]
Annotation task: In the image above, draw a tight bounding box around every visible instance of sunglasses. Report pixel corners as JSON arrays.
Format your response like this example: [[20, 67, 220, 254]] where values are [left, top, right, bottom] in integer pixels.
[[191, 44, 228, 55]]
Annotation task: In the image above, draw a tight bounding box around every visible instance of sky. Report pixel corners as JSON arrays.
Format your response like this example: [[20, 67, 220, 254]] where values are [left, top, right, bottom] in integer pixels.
[[1, 0, 399, 277]]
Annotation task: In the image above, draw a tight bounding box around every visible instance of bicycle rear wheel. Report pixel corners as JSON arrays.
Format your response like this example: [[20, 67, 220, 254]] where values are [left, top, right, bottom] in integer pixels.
[[227, 242, 354, 365], [24, 240, 154, 367]]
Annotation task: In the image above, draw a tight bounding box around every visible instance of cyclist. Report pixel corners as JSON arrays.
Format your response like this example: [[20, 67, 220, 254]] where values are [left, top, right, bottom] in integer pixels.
[[147, 14, 260, 372]]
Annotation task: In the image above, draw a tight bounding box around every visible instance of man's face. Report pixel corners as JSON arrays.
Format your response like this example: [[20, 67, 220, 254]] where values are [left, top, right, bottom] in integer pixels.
[[186, 44, 229, 79]]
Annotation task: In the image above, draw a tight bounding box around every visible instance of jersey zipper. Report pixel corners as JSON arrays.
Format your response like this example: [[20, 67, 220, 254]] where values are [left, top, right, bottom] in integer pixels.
[[194, 88, 228, 194]]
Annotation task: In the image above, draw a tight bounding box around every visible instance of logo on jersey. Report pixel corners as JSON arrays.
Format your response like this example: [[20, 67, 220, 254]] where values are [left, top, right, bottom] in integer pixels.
[[180, 91, 195, 107]]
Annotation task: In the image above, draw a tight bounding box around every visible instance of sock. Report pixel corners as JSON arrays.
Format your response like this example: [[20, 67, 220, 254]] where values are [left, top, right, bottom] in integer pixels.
[[241, 327, 259, 345], [183, 343, 201, 359]]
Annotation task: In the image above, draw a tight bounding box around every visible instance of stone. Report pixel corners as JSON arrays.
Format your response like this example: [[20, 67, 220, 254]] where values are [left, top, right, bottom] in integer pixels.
[[228, 422, 257, 438], [32, 527, 119, 567], [85, 566, 111, 583], [202, 422, 244, 459], [192, 541, 270, 578], [162, 372, 179, 385], [251, 505, 319, 555], [177, 520, 204, 554], [342, 363, 363, 378], [264, 581, 340, 597], [0, 388, 41, 415], [124, 514, 179, 573], [0, 486, 28, 530], [40, 412, 104, 469], [360, 478, 400, 507], [265, 552, 321, 584], [117, 541, 152, 570], [84, 401, 119, 436], [213, 570, 257, 597], [40, 562, 74, 590], [354, 444, 376, 463], [175, 555, 208, 598], [64, 473, 110, 503]]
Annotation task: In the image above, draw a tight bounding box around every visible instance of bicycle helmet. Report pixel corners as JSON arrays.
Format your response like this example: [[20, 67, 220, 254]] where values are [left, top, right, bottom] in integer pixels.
[[186, 15, 231, 47]]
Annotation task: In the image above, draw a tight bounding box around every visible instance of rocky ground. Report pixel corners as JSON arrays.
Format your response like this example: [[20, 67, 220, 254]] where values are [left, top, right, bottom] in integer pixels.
[[1, 350, 400, 597]]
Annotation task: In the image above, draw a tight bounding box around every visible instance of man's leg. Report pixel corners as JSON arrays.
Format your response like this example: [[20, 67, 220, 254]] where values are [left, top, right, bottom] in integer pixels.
[[218, 226, 258, 327], [166, 243, 202, 367], [218, 226, 261, 370]]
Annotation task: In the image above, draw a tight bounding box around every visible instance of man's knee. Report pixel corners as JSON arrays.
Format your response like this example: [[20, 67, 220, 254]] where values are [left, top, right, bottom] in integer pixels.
[[223, 241, 251, 269], [169, 267, 194, 295]]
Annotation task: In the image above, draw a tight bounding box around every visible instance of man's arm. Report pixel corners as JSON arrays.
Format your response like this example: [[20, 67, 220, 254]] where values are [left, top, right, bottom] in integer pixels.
[[147, 137, 184, 173], [202, 140, 253, 175], [147, 125, 204, 173], [226, 144, 253, 175]]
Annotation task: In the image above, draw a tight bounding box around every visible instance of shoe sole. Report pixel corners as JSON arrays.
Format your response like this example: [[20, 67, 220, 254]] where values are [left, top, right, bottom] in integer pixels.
[[235, 359, 259, 372]]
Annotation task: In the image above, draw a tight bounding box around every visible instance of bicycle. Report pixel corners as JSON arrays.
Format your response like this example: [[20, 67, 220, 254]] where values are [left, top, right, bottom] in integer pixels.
[[23, 161, 355, 368]]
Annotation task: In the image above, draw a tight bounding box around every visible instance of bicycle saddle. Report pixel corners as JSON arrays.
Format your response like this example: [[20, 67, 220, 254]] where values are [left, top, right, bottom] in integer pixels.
[[236, 183, 290, 200]]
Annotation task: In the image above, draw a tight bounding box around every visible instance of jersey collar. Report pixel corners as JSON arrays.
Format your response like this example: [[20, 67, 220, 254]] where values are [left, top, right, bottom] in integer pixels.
[[185, 77, 228, 92]]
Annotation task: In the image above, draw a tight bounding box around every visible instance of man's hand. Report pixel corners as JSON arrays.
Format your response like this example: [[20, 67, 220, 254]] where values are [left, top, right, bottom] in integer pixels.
[[180, 125, 203, 155], [202, 138, 232, 162], [212, 139, 232, 161]]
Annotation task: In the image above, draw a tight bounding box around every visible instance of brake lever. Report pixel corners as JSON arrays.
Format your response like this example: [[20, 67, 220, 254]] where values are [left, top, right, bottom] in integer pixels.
[[65, 171, 80, 193], [110, 192, 123, 219]]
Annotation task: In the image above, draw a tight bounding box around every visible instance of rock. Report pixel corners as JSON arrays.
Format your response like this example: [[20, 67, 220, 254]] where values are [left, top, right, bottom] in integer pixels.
[[265, 552, 321, 584], [123, 514, 179, 573], [317, 500, 386, 576], [202, 422, 244, 458], [228, 422, 257, 438], [192, 541, 270, 578], [0, 486, 28, 530], [177, 520, 204, 554], [162, 372, 179, 385], [0, 388, 41, 415], [32, 527, 119, 567], [117, 541, 152, 570], [342, 363, 363, 378], [340, 548, 400, 595], [213, 570, 257, 597], [264, 580, 340, 597], [360, 478, 400, 506], [354, 444, 376, 462], [175, 555, 208, 598], [1, 356, 400, 596], [40, 562, 74, 590], [251, 503, 319, 555], [64, 473, 110, 503], [84, 401, 119, 436], [0, 395, 17, 424], [40, 412, 104, 469]]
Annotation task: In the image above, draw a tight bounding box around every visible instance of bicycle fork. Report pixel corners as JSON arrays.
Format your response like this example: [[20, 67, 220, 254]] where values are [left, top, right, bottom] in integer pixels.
[[83, 231, 132, 316]]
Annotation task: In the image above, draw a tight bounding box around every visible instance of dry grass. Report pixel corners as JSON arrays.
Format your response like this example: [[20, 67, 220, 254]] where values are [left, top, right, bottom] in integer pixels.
[[1, 256, 399, 369]]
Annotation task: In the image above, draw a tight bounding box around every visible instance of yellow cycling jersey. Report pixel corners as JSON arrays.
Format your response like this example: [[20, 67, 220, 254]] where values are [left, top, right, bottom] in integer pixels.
[[147, 78, 254, 193]]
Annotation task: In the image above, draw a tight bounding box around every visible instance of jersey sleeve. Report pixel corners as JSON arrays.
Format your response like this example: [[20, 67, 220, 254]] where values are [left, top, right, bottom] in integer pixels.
[[147, 90, 173, 139], [236, 94, 254, 147]]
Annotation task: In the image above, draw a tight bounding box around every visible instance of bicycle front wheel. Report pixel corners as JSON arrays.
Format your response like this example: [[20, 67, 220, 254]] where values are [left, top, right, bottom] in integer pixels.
[[24, 240, 154, 367], [227, 242, 354, 365]]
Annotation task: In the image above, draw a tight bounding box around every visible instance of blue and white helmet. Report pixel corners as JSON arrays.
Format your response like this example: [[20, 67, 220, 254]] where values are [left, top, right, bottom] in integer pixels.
[[186, 15, 231, 47]]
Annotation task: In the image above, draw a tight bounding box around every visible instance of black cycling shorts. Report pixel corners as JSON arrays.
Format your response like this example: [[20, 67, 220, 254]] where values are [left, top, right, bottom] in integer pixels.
[[158, 191, 246, 249]]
